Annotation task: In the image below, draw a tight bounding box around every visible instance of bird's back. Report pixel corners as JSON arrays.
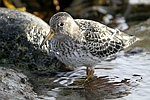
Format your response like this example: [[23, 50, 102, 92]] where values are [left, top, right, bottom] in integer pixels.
[[75, 19, 138, 58]]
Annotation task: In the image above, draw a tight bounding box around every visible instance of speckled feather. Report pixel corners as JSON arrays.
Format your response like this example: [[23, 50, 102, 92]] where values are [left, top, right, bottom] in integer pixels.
[[47, 12, 137, 68], [75, 19, 124, 57]]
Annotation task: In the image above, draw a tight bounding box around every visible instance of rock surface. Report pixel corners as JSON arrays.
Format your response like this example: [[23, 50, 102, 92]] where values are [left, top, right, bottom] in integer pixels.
[[0, 8, 70, 75], [125, 18, 150, 51], [0, 66, 37, 100]]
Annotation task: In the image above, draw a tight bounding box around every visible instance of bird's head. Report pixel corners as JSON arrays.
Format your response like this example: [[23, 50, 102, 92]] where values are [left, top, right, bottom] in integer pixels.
[[50, 12, 77, 36], [40, 12, 79, 47]]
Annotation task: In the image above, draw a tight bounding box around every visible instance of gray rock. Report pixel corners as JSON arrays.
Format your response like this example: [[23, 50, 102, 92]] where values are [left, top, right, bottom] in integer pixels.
[[125, 18, 150, 51], [0, 66, 38, 100], [0, 8, 70, 75]]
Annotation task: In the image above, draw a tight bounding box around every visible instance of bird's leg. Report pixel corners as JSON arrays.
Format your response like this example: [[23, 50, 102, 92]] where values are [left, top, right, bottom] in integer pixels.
[[86, 67, 90, 75], [84, 67, 94, 82]]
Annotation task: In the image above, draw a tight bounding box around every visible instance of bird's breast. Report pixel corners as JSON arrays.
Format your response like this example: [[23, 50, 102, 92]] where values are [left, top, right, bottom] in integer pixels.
[[50, 39, 101, 67]]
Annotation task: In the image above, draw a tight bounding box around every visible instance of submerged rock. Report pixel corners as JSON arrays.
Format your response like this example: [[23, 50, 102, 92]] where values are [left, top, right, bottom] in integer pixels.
[[0, 8, 71, 75]]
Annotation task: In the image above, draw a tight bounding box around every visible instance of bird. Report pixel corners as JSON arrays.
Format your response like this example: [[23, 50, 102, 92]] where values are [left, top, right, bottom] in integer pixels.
[[40, 12, 138, 82]]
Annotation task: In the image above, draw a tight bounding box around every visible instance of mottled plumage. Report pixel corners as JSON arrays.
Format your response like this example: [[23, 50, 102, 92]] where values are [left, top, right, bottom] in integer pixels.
[[41, 12, 138, 81]]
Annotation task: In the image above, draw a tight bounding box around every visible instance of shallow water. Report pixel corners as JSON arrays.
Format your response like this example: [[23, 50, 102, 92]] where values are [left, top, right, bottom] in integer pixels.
[[36, 49, 150, 100]]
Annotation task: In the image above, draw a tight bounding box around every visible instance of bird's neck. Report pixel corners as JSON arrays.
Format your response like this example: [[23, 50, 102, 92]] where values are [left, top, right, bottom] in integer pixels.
[[69, 23, 85, 42]]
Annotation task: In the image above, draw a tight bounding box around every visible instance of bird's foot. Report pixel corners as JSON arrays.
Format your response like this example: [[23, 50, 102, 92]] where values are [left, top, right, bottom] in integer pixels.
[[84, 67, 94, 83], [74, 67, 95, 85]]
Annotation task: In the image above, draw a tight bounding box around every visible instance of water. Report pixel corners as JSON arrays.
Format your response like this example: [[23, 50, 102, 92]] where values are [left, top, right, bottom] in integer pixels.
[[36, 50, 150, 100]]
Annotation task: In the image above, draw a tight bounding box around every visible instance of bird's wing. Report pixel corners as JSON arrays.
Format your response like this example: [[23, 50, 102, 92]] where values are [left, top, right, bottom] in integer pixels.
[[75, 19, 137, 58]]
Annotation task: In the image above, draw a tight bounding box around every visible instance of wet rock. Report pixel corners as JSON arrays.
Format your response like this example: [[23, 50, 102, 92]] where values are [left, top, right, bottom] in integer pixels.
[[125, 18, 150, 51], [0, 66, 37, 100], [124, 47, 145, 56], [0, 8, 71, 75]]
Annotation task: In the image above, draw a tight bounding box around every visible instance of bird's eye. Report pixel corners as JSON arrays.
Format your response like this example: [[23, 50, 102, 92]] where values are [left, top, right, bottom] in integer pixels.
[[59, 23, 64, 27]]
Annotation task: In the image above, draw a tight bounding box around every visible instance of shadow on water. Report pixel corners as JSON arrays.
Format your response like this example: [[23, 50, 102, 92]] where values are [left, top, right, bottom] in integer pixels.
[[54, 76, 137, 100]]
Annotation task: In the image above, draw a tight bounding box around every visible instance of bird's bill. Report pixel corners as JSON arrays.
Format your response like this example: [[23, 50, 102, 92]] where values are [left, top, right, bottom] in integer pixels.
[[40, 29, 54, 47]]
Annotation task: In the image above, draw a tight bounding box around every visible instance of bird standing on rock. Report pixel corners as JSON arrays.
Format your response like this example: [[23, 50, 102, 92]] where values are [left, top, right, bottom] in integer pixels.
[[41, 12, 138, 82]]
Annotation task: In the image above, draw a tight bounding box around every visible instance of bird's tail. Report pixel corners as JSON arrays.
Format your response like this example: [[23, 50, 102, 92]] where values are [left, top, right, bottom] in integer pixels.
[[114, 29, 140, 49], [120, 31, 140, 49]]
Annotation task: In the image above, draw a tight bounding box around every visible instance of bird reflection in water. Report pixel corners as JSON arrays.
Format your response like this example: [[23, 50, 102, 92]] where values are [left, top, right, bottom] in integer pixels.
[[55, 75, 139, 100]]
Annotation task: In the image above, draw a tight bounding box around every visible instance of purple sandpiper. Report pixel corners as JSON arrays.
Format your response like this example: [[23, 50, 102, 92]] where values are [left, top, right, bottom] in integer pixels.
[[41, 12, 138, 82]]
